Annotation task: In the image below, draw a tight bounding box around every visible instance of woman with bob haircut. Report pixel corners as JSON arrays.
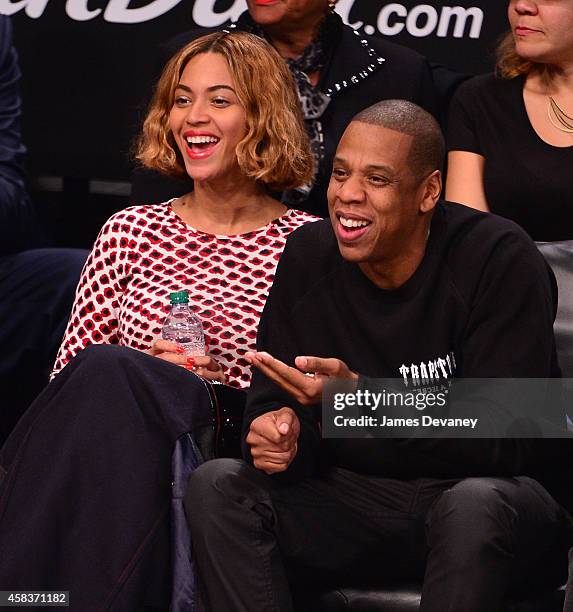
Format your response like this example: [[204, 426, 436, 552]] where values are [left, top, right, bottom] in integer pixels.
[[51, 30, 317, 385], [138, 30, 313, 193], [0, 31, 318, 611], [445, 0, 573, 241]]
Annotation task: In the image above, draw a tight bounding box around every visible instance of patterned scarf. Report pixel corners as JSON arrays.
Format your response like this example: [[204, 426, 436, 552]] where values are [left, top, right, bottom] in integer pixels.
[[237, 11, 343, 205]]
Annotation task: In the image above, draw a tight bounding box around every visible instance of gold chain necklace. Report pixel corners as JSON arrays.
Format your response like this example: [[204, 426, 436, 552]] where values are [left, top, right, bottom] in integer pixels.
[[547, 96, 573, 133]]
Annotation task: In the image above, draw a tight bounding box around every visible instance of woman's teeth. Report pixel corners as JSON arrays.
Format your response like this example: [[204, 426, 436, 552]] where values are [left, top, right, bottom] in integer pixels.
[[339, 216, 370, 229], [186, 136, 219, 145]]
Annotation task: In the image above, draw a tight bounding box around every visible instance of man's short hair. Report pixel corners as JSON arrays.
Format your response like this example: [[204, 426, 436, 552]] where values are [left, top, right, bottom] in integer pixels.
[[352, 100, 444, 178]]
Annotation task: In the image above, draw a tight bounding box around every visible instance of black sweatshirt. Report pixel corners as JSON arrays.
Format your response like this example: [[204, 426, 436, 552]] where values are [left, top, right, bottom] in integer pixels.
[[243, 202, 569, 499]]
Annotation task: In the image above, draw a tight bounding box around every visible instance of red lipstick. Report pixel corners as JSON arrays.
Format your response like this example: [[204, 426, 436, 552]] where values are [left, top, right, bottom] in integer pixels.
[[182, 130, 220, 160]]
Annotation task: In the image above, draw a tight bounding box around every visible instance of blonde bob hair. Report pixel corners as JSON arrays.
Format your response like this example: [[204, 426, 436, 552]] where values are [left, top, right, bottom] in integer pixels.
[[496, 31, 544, 79], [136, 31, 314, 192]]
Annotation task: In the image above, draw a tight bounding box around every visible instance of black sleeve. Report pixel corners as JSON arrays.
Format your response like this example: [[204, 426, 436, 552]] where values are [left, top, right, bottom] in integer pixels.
[[414, 57, 440, 122], [0, 17, 43, 254], [242, 231, 322, 483], [446, 77, 482, 154], [429, 63, 472, 130], [386, 47, 439, 121], [410, 230, 562, 476], [459, 230, 558, 378], [377, 39, 439, 121]]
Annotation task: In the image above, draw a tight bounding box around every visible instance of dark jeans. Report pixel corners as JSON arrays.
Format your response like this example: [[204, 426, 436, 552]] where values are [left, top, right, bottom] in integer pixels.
[[185, 458, 572, 612], [0, 248, 87, 443]]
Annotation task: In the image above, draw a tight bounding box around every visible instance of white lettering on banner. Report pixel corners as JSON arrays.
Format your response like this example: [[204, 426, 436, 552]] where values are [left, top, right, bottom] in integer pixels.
[[0, 0, 483, 38], [0, 0, 49, 18], [332, 0, 364, 30], [104, 0, 181, 24], [378, 3, 407, 36], [0, 0, 183, 20], [67, 0, 101, 21], [437, 6, 483, 38], [378, 3, 483, 39], [407, 5, 438, 37]]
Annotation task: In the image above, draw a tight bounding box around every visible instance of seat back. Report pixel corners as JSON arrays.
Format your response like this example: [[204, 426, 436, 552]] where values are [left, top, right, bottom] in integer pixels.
[[537, 241, 573, 378]]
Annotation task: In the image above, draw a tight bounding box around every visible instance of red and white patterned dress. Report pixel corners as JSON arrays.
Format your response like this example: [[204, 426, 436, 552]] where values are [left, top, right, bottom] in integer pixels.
[[53, 201, 319, 388]]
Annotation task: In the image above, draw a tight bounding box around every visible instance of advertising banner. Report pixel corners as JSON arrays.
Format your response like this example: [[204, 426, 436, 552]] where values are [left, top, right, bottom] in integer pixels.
[[4, 1, 509, 181]]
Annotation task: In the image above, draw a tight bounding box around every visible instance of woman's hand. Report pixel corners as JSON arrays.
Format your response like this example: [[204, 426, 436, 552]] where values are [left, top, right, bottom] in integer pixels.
[[190, 354, 227, 384], [147, 340, 226, 383]]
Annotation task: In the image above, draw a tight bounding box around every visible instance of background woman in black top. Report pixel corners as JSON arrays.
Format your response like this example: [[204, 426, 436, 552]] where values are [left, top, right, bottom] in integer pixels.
[[446, 0, 573, 241]]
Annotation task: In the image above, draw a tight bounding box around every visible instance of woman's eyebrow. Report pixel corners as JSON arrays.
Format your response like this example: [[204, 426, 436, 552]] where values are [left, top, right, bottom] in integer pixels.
[[174, 83, 236, 93]]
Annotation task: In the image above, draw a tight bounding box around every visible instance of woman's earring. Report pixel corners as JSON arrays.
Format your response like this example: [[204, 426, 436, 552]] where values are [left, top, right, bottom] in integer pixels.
[[328, 0, 337, 12]]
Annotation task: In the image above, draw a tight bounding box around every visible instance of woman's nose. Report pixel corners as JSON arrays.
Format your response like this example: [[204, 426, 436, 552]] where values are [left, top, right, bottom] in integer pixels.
[[512, 0, 538, 16], [185, 100, 209, 125]]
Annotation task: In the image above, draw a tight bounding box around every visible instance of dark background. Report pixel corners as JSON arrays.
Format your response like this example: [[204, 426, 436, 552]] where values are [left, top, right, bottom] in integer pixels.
[[5, 0, 509, 247]]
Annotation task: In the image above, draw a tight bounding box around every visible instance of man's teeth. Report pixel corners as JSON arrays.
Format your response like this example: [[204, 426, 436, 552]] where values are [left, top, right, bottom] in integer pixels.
[[186, 136, 219, 144], [339, 216, 370, 229]]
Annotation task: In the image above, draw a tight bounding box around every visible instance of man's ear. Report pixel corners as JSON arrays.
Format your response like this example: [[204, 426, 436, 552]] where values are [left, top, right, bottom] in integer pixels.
[[419, 170, 442, 213]]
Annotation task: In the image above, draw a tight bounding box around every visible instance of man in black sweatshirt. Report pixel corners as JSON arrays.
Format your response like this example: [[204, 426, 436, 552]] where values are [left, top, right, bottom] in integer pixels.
[[184, 100, 572, 612]]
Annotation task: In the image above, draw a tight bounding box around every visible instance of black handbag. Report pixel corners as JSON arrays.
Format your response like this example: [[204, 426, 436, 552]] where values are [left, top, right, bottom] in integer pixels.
[[193, 381, 247, 461]]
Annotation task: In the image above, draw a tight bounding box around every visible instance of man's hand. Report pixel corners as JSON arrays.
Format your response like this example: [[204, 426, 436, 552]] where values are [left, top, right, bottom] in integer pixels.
[[246, 352, 358, 406], [246, 407, 300, 474]]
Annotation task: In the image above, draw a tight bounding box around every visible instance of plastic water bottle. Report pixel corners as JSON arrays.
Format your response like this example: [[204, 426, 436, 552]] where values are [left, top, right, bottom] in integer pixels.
[[162, 291, 205, 356]]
